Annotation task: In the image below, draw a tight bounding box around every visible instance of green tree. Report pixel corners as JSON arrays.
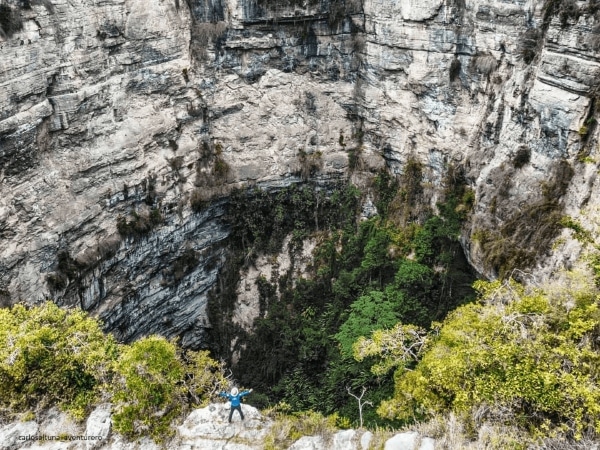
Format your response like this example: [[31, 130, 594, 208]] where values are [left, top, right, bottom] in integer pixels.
[[183, 349, 228, 407], [335, 290, 404, 358]]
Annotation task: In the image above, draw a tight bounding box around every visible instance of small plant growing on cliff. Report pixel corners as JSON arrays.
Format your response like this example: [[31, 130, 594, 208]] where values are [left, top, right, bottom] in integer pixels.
[[190, 188, 210, 212], [347, 146, 363, 172], [519, 28, 542, 64], [210, 142, 230, 180], [169, 247, 200, 284], [0, 4, 22, 38], [213, 158, 230, 179], [297, 149, 323, 180], [117, 209, 162, 239], [512, 145, 531, 169], [472, 54, 497, 76], [21, 0, 55, 13], [191, 21, 228, 61], [591, 21, 600, 51], [449, 58, 461, 81], [544, 0, 580, 27]]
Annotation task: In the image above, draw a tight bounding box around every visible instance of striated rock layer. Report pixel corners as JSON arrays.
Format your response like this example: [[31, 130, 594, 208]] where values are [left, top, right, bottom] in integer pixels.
[[1, 0, 600, 343]]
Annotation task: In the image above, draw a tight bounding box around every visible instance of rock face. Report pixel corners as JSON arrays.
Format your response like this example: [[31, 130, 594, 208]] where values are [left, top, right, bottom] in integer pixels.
[[0, 404, 436, 450], [1, 0, 600, 344], [177, 403, 272, 449]]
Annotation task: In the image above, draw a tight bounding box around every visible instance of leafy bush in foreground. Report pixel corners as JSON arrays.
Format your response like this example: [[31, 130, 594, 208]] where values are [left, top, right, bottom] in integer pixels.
[[0, 303, 226, 441], [357, 277, 600, 439], [0, 302, 117, 419]]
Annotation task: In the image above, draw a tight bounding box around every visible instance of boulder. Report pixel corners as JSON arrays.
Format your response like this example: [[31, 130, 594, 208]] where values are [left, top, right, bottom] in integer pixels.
[[384, 431, 419, 450], [360, 431, 373, 450], [419, 437, 436, 450], [0, 421, 38, 450], [85, 404, 112, 448], [287, 436, 325, 450], [178, 404, 271, 449]]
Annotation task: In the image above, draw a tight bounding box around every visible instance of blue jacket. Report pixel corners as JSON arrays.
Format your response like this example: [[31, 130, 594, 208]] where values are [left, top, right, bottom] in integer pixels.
[[220, 390, 251, 407]]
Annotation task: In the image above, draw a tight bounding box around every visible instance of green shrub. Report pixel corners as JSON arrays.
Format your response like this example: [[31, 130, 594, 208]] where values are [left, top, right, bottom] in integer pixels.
[[111, 337, 184, 441], [0, 302, 117, 419], [111, 336, 227, 441], [213, 156, 230, 179], [182, 349, 228, 408], [363, 279, 600, 439], [0, 303, 226, 440], [560, 215, 593, 243]]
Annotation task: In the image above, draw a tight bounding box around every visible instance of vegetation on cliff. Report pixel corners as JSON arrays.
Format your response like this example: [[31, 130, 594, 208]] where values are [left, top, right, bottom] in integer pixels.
[[0, 302, 226, 441], [356, 275, 600, 442], [3, 157, 599, 445], [209, 165, 477, 427]]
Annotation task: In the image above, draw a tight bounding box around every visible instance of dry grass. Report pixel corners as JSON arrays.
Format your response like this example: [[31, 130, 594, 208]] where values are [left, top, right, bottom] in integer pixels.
[[194, 21, 227, 46], [263, 408, 337, 450], [296, 149, 323, 180], [414, 412, 534, 450], [473, 55, 497, 76]]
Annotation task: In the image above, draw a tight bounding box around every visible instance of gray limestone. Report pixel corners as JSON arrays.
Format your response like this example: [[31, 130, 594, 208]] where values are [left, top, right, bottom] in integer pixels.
[[288, 436, 326, 450], [0, 421, 39, 450], [85, 405, 112, 449], [384, 431, 419, 450], [1, 0, 600, 346], [360, 431, 373, 450]]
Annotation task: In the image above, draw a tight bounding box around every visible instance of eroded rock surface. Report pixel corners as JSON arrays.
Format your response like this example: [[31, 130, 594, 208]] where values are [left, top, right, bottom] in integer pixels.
[[1, 0, 600, 344]]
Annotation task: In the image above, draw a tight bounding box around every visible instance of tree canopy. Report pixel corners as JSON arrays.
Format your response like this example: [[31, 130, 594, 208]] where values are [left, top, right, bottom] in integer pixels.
[[356, 277, 600, 439]]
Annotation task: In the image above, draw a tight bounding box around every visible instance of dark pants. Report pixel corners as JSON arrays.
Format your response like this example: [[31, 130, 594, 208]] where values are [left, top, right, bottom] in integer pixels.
[[229, 405, 244, 422]]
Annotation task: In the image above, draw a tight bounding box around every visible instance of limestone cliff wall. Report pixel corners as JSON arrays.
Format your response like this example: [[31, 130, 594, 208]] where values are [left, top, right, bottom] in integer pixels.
[[1, 0, 599, 344]]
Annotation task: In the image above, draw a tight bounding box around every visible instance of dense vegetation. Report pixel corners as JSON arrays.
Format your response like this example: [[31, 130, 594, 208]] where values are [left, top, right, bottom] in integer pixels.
[[357, 276, 600, 442], [0, 302, 226, 441], [209, 165, 477, 427], [4, 160, 599, 445]]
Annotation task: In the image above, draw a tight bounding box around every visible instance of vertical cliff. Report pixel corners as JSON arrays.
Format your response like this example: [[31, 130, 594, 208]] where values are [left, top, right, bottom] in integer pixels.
[[1, 0, 600, 345]]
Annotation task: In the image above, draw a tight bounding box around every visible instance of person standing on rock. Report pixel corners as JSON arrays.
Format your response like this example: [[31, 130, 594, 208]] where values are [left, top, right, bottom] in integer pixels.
[[219, 387, 253, 423]]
